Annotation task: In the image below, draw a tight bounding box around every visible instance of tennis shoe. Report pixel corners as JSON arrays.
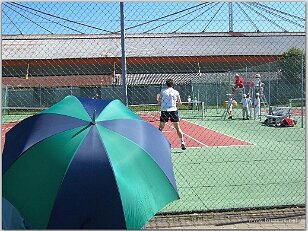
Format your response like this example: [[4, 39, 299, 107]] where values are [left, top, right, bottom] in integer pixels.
[[181, 143, 186, 150]]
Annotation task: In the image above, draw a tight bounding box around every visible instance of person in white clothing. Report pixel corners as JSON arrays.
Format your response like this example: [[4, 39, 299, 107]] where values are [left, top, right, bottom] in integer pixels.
[[255, 74, 264, 96], [187, 96, 192, 103], [241, 94, 250, 120], [226, 94, 233, 119], [247, 93, 253, 119], [157, 79, 186, 150], [254, 92, 261, 118], [187, 95, 192, 110]]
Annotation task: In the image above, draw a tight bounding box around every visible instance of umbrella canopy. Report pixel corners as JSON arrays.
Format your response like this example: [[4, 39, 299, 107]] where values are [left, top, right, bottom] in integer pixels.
[[2, 95, 179, 229]]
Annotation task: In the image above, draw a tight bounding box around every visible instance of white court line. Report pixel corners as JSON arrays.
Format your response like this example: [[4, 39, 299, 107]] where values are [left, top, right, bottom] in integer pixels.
[[181, 119, 255, 146], [144, 114, 251, 147], [162, 130, 173, 133], [164, 122, 208, 147]]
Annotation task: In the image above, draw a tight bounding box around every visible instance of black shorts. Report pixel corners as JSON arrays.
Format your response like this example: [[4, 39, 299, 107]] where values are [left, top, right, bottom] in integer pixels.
[[160, 111, 179, 122]]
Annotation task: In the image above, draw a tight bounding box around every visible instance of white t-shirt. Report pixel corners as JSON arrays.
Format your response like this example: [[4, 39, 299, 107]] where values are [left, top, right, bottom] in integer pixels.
[[227, 98, 233, 112], [241, 97, 251, 108], [160, 87, 181, 111], [255, 97, 261, 107]]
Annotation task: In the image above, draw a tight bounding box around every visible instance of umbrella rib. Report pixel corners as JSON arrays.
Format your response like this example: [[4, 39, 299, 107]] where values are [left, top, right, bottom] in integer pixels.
[[72, 124, 92, 138], [91, 110, 96, 125]]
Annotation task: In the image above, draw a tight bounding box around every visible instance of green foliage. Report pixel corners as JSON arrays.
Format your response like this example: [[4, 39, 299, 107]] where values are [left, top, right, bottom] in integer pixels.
[[280, 47, 305, 83]]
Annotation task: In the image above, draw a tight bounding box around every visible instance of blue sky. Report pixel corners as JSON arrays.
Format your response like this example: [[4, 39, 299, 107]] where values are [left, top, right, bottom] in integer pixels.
[[1, 1, 306, 35]]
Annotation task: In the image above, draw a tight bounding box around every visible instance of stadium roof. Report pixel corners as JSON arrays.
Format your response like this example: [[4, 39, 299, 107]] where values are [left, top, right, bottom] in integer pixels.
[[2, 32, 305, 76], [2, 32, 305, 60]]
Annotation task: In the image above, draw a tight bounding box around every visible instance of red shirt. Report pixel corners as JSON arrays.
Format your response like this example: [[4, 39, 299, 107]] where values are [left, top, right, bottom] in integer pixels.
[[235, 76, 244, 88]]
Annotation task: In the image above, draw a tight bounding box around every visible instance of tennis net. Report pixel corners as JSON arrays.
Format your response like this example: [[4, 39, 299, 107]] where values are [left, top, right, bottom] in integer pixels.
[[2, 101, 205, 124], [129, 101, 205, 122]]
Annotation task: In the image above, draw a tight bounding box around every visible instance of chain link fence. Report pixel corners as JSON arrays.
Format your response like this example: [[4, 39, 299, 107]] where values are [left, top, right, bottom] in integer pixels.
[[2, 2, 306, 216]]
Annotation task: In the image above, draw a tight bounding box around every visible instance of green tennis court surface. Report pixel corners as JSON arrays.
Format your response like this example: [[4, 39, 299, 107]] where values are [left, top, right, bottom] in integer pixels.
[[163, 113, 305, 212], [1, 108, 305, 213]]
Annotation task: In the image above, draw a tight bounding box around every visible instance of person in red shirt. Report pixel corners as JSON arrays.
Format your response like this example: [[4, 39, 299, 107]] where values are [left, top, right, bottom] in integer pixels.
[[235, 74, 244, 88], [231, 74, 245, 94]]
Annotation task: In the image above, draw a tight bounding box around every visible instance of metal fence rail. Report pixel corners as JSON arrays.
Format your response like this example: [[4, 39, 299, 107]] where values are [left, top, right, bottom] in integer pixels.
[[2, 2, 306, 215]]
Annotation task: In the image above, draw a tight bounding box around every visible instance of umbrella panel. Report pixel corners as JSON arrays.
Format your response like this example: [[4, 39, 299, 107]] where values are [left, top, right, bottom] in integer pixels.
[[97, 125, 179, 229], [3, 126, 90, 229]]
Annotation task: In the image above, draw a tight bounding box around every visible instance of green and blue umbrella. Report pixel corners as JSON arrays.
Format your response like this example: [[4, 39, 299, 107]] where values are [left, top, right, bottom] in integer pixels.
[[2, 95, 179, 229]]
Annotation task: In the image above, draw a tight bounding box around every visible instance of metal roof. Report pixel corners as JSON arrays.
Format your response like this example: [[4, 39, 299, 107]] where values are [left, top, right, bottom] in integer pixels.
[[2, 75, 113, 88], [2, 32, 305, 60]]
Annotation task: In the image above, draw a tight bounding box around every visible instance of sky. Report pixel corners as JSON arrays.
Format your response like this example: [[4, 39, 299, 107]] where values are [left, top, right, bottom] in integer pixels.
[[1, 1, 306, 35]]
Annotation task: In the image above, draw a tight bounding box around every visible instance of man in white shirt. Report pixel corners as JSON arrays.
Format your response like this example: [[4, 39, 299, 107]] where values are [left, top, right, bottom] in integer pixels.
[[255, 74, 264, 95], [157, 79, 186, 150], [254, 92, 261, 118], [241, 94, 251, 120]]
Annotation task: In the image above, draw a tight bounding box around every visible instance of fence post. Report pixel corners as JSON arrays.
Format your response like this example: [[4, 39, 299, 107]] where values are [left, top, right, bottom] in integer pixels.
[[268, 63, 271, 110], [204, 81, 207, 112], [300, 52, 304, 128], [120, 2, 128, 106]]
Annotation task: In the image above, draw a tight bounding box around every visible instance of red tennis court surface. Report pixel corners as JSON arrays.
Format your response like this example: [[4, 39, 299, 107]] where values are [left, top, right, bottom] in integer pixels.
[[152, 120, 253, 148], [2, 122, 18, 151], [141, 114, 253, 148], [2, 118, 253, 152], [292, 108, 305, 116]]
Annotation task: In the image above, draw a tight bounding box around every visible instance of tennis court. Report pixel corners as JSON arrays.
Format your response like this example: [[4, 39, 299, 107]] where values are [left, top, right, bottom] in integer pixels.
[[1, 107, 305, 214], [2, 111, 253, 150], [131, 102, 253, 148], [140, 114, 253, 148], [2, 105, 303, 151]]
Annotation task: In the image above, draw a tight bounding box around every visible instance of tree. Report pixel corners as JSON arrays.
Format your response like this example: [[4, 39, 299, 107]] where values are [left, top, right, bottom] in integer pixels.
[[280, 47, 305, 83]]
